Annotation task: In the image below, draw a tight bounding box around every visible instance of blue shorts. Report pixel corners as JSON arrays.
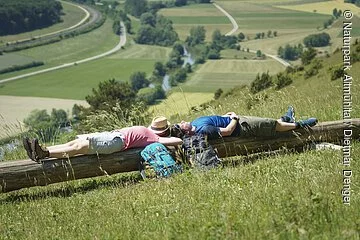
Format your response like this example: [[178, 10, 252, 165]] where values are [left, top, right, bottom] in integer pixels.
[[87, 132, 125, 155]]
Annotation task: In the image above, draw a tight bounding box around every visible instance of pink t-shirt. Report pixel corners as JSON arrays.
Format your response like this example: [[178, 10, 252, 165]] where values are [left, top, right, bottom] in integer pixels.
[[116, 126, 159, 150]]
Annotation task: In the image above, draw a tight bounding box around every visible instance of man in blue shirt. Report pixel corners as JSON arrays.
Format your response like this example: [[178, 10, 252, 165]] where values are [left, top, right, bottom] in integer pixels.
[[170, 106, 317, 139]]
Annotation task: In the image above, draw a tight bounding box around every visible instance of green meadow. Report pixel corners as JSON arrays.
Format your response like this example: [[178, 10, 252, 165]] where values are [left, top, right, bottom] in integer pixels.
[[181, 59, 285, 92], [159, 4, 232, 40], [0, 19, 119, 80], [0, 1, 86, 46], [0, 58, 157, 100], [0, 54, 36, 70]]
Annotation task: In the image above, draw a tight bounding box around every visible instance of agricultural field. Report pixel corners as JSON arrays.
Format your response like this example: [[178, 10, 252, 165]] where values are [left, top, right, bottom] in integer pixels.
[[181, 59, 285, 92], [149, 91, 214, 117], [109, 44, 171, 60], [0, 96, 88, 139], [0, 1, 86, 46], [0, 54, 37, 71], [220, 49, 257, 59], [215, 1, 333, 55], [0, 19, 119, 80], [159, 4, 232, 40], [0, 58, 157, 100], [277, 0, 360, 16]]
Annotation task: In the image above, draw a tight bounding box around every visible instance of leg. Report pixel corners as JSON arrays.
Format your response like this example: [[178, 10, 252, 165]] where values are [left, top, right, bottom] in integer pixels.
[[48, 139, 90, 158], [275, 118, 318, 132], [275, 119, 297, 132], [47, 139, 82, 151]]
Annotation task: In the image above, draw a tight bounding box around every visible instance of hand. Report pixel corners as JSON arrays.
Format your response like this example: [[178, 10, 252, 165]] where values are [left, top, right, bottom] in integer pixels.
[[230, 113, 239, 120], [225, 111, 236, 116]]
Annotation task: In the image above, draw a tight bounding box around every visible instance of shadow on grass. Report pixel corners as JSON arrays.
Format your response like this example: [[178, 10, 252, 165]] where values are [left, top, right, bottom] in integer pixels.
[[0, 173, 143, 203]]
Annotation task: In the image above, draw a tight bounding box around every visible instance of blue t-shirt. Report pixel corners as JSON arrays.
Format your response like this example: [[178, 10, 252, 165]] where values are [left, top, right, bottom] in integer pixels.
[[191, 115, 231, 135]]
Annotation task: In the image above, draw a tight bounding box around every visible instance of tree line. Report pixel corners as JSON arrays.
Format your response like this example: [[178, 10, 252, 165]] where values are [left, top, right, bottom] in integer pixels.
[[0, 0, 63, 35]]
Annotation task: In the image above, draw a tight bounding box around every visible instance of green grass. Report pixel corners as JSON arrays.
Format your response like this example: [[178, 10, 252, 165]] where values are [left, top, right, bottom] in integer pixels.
[[0, 54, 36, 70], [149, 91, 214, 117], [0, 59, 157, 99], [165, 16, 230, 24], [0, 18, 119, 80], [182, 59, 285, 92], [0, 144, 358, 239], [109, 43, 171, 60], [159, 4, 232, 41], [220, 49, 257, 59], [0, 1, 86, 46]]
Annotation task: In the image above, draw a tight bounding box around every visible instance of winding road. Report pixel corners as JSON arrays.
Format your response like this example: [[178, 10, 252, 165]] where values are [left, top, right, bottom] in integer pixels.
[[213, 2, 291, 67], [0, 22, 126, 84]]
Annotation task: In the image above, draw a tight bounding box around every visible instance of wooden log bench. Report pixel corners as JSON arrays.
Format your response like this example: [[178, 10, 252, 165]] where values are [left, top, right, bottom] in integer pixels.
[[1, 119, 359, 193]]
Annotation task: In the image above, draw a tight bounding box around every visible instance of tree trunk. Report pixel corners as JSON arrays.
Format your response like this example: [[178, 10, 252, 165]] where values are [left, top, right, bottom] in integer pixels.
[[0, 119, 359, 193]]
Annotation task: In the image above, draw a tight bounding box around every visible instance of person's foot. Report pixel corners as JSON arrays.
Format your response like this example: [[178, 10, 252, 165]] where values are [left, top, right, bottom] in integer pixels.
[[296, 118, 318, 128], [281, 106, 295, 123], [31, 139, 50, 161], [22, 137, 34, 160]]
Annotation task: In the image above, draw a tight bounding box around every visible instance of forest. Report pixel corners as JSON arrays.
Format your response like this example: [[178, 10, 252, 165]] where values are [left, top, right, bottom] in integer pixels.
[[0, 0, 63, 35]]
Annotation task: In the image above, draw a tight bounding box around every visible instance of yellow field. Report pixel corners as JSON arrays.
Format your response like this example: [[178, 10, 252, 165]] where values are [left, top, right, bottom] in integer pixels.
[[277, 0, 360, 17], [109, 44, 171, 60], [149, 91, 214, 117], [0, 96, 88, 138]]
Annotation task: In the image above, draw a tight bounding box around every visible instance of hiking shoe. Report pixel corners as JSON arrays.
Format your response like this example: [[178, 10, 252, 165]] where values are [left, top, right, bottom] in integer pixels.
[[281, 105, 295, 123], [22, 137, 34, 160], [296, 118, 318, 128], [31, 139, 49, 161]]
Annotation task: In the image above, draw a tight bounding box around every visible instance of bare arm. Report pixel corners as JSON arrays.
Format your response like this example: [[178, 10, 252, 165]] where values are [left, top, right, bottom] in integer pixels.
[[158, 137, 183, 146], [219, 118, 238, 136]]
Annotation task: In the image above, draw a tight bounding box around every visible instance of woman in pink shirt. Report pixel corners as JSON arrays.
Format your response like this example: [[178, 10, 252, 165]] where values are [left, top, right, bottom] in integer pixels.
[[24, 123, 182, 163]]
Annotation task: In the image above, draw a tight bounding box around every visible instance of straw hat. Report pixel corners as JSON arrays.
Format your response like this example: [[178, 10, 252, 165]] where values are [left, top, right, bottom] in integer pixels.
[[149, 116, 170, 134]]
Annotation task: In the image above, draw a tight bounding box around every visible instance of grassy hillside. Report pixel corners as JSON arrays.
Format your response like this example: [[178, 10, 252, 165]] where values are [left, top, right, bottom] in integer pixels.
[[1, 145, 359, 239], [0, 39, 359, 239]]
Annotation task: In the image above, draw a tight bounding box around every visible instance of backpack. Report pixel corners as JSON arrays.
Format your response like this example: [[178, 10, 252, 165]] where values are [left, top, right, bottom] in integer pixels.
[[140, 143, 182, 179], [182, 134, 222, 170]]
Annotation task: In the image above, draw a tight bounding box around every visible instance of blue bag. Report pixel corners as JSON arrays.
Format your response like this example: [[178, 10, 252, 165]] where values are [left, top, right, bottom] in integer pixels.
[[140, 143, 182, 178]]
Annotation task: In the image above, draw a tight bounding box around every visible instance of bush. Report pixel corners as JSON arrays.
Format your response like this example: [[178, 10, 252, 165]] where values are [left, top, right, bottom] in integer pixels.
[[250, 72, 273, 94], [274, 73, 293, 90], [331, 66, 344, 80], [0, 61, 44, 74], [137, 86, 165, 105], [301, 47, 317, 65], [214, 88, 223, 99], [207, 48, 220, 59], [303, 33, 331, 47]]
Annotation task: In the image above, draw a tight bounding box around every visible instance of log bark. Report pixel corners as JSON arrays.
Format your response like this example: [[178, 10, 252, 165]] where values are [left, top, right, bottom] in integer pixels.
[[0, 119, 359, 193]]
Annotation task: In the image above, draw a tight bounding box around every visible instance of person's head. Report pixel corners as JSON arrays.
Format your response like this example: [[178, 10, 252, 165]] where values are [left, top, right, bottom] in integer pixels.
[[179, 121, 192, 132], [149, 116, 171, 137]]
